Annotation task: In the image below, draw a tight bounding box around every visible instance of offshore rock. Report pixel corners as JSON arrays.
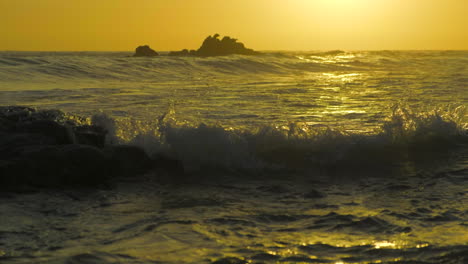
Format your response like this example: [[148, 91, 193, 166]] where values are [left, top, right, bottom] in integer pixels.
[[197, 34, 257, 56], [169, 34, 258, 57], [133, 45, 159, 57], [168, 49, 197, 56]]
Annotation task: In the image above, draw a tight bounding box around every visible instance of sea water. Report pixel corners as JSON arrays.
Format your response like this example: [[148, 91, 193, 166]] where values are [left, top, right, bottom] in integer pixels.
[[0, 51, 467, 263]]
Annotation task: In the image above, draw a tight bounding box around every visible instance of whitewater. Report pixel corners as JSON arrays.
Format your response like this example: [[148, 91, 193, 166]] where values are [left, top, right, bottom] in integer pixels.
[[0, 50, 467, 263]]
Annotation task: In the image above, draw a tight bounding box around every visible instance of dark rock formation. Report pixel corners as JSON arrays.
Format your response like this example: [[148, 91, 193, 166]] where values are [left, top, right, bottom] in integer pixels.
[[73, 125, 107, 148], [198, 34, 257, 56], [104, 145, 152, 177], [15, 120, 73, 145], [0, 106, 184, 190], [168, 49, 197, 56], [133, 45, 159, 57], [169, 34, 258, 57]]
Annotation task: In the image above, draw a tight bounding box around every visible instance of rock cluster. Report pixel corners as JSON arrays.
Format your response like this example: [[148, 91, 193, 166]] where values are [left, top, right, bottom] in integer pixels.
[[0, 106, 182, 190], [168, 49, 197, 56], [169, 34, 258, 57], [133, 45, 159, 57], [133, 34, 258, 57]]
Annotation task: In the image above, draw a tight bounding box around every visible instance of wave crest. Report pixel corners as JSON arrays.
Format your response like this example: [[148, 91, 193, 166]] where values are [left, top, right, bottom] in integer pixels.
[[106, 105, 467, 172]]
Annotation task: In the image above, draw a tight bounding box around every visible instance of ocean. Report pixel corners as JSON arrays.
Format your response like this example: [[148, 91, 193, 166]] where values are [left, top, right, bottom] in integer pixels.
[[0, 50, 467, 263]]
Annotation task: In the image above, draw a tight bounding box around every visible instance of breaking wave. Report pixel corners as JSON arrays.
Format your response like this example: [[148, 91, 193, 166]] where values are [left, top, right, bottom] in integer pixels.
[[2, 103, 457, 176], [113, 104, 467, 172]]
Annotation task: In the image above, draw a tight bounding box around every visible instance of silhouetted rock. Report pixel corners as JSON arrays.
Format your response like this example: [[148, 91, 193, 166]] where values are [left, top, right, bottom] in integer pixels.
[[0, 144, 111, 188], [74, 125, 107, 148], [133, 45, 159, 57], [0, 133, 57, 160], [198, 34, 257, 56], [169, 34, 258, 57], [104, 145, 152, 177], [168, 49, 197, 56], [60, 144, 110, 185], [15, 120, 73, 145], [0, 106, 192, 189], [0, 106, 151, 189]]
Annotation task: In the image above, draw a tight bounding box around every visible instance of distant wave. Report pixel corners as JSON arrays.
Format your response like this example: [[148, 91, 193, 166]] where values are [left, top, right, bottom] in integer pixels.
[[0, 51, 420, 83]]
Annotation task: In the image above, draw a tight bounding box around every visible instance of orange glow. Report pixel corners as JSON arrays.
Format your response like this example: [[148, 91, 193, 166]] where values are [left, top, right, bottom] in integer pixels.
[[1, 0, 467, 51]]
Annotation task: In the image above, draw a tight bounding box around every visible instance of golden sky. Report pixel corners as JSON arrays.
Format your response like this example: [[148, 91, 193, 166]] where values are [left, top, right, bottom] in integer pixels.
[[1, 0, 467, 51]]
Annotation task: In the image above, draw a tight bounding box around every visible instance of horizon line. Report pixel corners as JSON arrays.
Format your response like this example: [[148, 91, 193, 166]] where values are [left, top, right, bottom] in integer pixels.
[[1, 49, 468, 52]]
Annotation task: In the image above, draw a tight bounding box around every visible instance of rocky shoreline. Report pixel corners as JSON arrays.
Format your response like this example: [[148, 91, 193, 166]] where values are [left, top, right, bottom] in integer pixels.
[[0, 106, 183, 190]]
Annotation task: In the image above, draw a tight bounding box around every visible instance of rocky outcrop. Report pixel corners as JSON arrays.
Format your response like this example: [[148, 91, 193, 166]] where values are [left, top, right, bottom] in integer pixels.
[[169, 34, 258, 57], [0, 106, 183, 190], [168, 49, 197, 57], [133, 45, 159, 57]]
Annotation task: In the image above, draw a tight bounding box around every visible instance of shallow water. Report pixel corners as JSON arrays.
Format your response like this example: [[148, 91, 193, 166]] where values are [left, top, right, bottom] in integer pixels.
[[1, 166, 467, 264], [0, 51, 467, 263]]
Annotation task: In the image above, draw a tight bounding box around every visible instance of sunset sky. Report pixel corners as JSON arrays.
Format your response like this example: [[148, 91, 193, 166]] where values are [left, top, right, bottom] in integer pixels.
[[1, 0, 467, 51]]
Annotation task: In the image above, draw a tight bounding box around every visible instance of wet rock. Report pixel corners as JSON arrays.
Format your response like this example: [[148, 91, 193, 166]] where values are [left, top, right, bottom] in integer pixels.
[[74, 125, 107, 148], [0, 144, 62, 187], [15, 120, 73, 145], [0, 106, 35, 129], [104, 145, 152, 176], [0, 106, 120, 189], [60, 144, 110, 185], [1, 144, 110, 187], [0, 159, 29, 187], [0, 133, 57, 159], [133, 45, 159, 57], [18, 145, 64, 186], [168, 49, 197, 56]]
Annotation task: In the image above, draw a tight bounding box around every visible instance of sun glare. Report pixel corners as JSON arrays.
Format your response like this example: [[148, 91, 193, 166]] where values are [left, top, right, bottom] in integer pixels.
[[295, 0, 377, 10]]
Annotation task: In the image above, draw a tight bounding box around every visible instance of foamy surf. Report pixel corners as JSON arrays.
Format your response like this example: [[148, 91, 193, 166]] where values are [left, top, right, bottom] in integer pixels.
[[1, 104, 466, 186]]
